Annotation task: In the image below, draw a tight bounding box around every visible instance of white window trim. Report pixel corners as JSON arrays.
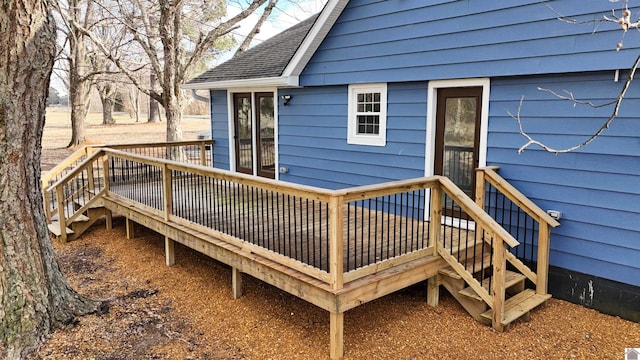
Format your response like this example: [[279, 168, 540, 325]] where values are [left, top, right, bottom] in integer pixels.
[[347, 83, 388, 146]]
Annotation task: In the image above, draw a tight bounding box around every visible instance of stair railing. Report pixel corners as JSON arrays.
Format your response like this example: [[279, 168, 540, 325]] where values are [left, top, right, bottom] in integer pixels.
[[435, 176, 519, 331], [45, 150, 109, 242], [475, 166, 560, 295], [42, 146, 95, 223]]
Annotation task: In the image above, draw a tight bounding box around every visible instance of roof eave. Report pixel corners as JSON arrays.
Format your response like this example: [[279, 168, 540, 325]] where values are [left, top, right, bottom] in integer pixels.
[[182, 75, 299, 90], [282, 0, 349, 78]]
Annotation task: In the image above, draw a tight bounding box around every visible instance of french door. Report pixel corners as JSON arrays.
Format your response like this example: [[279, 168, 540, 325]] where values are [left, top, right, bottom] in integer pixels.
[[233, 92, 275, 179], [434, 87, 482, 214]]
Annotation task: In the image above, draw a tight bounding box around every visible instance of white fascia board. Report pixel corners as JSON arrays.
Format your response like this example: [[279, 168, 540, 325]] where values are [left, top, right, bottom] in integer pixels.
[[282, 0, 348, 78], [181, 76, 298, 90]]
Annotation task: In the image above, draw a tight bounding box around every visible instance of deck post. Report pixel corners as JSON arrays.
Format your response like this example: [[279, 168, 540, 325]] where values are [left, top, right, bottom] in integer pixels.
[[125, 218, 135, 239], [165, 236, 175, 266], [232, 267, 243, 299], [55, 186, 67, 243], [429, 184, 443, 256], [103, 155, 112, 230], [491, 239, 507, 332], [200, 143, 207, 166], [475, 168, 486, 210], [328, 195, 344, 290], [162, 164, 173, 221], [330, 311, 344, 360], [105, 209, 113, 230], [427, 276, 439, 307], [536, 222, 551, 295], [328, 195, 345, 360]]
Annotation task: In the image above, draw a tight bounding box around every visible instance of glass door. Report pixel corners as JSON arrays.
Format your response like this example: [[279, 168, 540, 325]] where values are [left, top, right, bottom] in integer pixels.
[[233, 93, 253, 175], [256, 93, 275, 179], [233, 92, 275, 178], [434, 87, 482, 214]]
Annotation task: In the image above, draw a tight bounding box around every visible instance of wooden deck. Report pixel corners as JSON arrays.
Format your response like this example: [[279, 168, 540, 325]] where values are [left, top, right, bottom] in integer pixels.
[[43, 143, 559, 360], [108, 176, 441, 275]]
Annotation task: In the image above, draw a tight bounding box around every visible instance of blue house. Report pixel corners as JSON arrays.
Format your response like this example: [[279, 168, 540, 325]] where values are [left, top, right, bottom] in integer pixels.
[[185, 0, 640, 322]]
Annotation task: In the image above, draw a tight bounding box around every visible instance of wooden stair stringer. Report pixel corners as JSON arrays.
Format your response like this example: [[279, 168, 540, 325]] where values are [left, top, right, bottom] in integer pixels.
[[458, 270, 526, 302], [437, 247, 492, 304], [438, 272, 490, 323]]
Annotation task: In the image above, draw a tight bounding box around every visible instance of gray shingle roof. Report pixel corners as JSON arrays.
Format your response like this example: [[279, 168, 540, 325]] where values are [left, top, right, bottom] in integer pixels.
[[187, 14, 319, 85]]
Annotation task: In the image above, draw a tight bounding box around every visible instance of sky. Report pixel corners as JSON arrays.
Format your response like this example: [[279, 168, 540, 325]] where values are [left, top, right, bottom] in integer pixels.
[[220, 0, 327, 62]]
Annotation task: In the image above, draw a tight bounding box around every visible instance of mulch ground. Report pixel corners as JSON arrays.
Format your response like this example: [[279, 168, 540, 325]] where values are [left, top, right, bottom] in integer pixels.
[[30, 218, 640, 359], [32, 109, 640, 359]]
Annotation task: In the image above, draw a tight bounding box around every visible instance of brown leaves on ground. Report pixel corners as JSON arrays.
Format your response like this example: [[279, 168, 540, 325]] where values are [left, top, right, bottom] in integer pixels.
[[31, 219, 640, 360]]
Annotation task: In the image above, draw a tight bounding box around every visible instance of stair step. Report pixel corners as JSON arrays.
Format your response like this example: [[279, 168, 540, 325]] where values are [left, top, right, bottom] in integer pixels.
[[74, 195, 104, 210], [48, 221, 74, 237], [458, 270, 526, 301], [439, 252, 492, 280], [481, 289, 551, 326], [52, 212, 90, 223]]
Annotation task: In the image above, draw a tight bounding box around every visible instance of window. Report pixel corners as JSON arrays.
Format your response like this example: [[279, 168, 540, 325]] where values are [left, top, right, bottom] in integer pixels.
[[348, 83, 387, 146]]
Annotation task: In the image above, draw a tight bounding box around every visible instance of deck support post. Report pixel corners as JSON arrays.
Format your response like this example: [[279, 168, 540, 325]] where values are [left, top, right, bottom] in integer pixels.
[[125, 217, 135, 239], [427, 276, 439, 307], [491, 242, 506, 332], [165, 236, 175, 267], [105, 209, 113, 230], [536, 223, 551, 295], [330, 311, 344, 360], [232, 267, 243, 299]]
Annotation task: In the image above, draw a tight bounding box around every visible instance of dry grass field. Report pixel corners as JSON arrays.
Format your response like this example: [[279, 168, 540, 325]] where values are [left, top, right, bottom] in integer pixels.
[[41, 107, 209, 172], [33, 107, 640, 360]]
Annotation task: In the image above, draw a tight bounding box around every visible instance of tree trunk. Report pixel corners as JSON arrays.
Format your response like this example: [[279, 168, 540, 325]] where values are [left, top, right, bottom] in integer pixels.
[[0, 1, 99, 358], [165, 94, 183, 142], [148, 73, 160, 123], [68, 79, 90, 146], [101, 95, 115, 124], [67, 18, 91, 147]]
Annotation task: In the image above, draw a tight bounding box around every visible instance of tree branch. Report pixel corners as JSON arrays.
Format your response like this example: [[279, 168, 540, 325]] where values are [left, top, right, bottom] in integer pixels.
[[510, 53, 640, 154]]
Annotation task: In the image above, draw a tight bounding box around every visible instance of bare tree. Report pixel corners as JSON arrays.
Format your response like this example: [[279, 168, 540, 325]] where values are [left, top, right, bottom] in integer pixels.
[[512, 2, 640, 153], [54, 0, 97, 146], [235, 0, 277, 56], [77, 0, 274, 142], [0, 0, 99, 357]]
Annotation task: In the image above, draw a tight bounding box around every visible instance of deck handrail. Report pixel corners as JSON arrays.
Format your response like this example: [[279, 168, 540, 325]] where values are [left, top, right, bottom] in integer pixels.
[[476, 166, 560, 296]]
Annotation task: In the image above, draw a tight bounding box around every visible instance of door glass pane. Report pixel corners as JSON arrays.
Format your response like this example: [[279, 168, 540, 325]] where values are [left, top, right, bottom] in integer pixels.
[[258, 96, 275, 174], [237, 96, 252, 171], [443, 97, 477, 197]]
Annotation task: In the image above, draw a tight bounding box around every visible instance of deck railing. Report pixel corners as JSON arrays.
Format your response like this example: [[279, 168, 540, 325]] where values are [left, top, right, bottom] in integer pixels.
[[47, 145, 553, 331], [475, 167, 560, 295], [42, 140, 213, 228]]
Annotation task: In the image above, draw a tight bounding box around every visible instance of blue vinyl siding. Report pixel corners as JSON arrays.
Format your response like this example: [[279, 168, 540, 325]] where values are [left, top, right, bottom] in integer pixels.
[[210, 90, 230, 171], [488, 72, 640, 286], [277, 82, 428, 189], [301, 0, 640, 86]]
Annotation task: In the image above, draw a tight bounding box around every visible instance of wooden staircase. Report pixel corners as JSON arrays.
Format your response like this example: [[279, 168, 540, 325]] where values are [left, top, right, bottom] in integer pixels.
[[438, 249, 550, 329], [47, 197, 111, 242]]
